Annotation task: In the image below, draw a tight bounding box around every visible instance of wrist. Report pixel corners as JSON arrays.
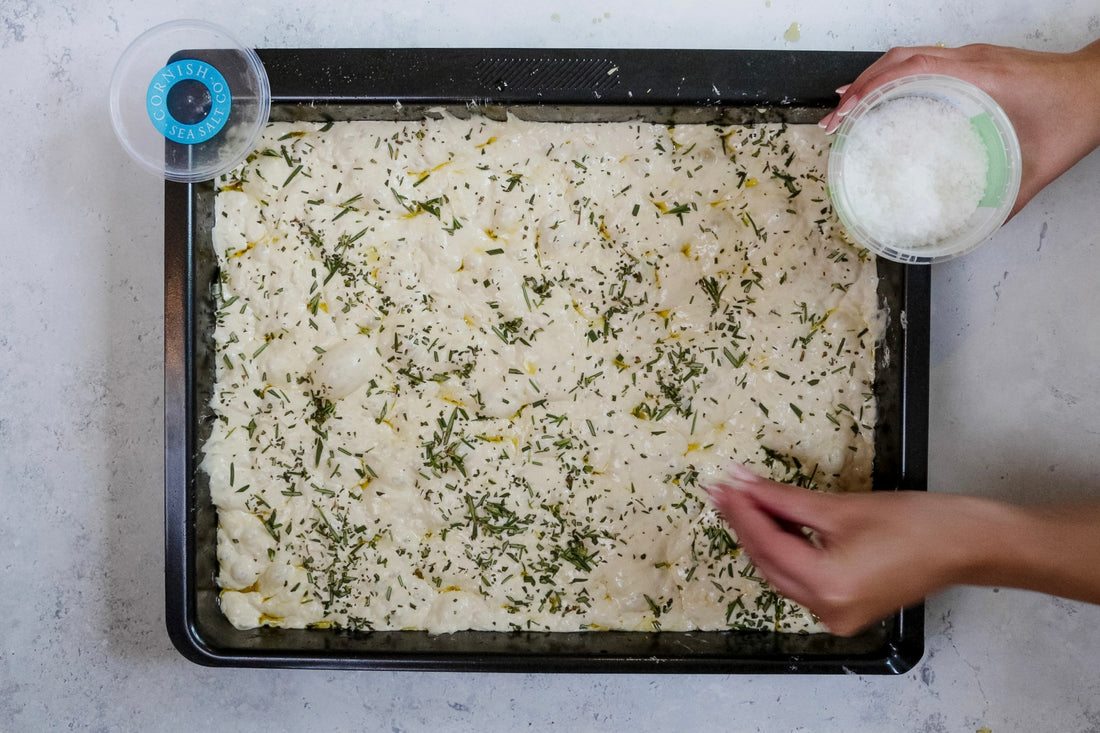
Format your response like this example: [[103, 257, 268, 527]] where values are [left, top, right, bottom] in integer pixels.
[[941, 496, 1032, 589], [1070, 41, 1100, 149]]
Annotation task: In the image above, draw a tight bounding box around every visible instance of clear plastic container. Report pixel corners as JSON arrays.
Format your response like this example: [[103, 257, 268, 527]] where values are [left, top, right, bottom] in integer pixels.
[[827, 74, 1021, 264], [109, 19, 270, 183]]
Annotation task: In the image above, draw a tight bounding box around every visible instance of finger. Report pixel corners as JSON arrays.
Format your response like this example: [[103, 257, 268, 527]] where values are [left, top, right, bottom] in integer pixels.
[[823, 46, 966, 133], [818, 85, 851, 131], [742, 553, 821, 611], [711, 465, 838, 535], [708, 483, 821, 574], [708, 486, 823, 603], [841, 45, 960, 99]]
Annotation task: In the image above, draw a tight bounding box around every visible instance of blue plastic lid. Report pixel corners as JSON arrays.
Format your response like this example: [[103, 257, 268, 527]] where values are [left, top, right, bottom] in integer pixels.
[[109, 20, 270, 183]]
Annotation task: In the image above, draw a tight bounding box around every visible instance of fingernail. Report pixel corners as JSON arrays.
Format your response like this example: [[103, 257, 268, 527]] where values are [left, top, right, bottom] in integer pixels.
[[707, 480, 735, 494], [702, 485, 728, 510], [818, 113, 832, 130], [721, 458, 743, 474], [835, 84, 850, 95], [835, 94, 859, 118], [725, 463, 759, 488], [729, 463, 756, 479]]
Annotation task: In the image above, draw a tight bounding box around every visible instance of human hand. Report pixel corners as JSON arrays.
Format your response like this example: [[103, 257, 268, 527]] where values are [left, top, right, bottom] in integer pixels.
[[704, 465, 1017, 636], [819, 41, 1100, 217]]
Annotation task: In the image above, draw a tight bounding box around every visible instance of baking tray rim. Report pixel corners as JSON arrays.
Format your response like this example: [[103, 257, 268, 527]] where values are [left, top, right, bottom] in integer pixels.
[[163, 47, 928, 673]]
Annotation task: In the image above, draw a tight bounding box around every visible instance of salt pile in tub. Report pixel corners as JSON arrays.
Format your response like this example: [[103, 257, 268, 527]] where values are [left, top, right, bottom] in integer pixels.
[[839, 95, 990, 249]]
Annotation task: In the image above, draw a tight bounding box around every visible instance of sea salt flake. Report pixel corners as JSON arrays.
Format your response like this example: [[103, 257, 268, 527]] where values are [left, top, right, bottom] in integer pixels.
[[842, 96, 988, 248]]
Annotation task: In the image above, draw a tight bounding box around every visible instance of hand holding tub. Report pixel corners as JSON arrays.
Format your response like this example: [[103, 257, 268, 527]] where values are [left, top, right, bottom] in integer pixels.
[[820, 41, 1100, 216]]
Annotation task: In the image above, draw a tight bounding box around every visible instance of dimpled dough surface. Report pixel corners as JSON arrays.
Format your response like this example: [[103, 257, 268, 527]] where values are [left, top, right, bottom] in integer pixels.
[[203, 117, 880, 633]]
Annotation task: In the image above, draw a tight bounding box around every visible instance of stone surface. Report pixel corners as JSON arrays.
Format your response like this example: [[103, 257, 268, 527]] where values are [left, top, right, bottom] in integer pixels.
[[2, 1, 1099, 730]]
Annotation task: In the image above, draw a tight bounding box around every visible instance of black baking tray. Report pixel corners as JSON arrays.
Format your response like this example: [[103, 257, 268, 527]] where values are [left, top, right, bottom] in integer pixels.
[[164, 48, 929, 673]]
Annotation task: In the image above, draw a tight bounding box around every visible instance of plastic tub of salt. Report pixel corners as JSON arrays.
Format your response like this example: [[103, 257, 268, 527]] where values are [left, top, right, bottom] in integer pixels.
[[827, 74, 1021, 264]]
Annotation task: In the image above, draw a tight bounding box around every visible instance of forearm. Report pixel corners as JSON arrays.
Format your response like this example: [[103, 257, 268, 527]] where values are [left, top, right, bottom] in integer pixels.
[[1020, 40, 1100, 203], [955, 498, 1100, 605], [1067, 39, 1100, 151]]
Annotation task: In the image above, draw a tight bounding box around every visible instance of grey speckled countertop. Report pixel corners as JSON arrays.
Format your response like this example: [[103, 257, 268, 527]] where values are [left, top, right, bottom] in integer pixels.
[[3, 2, 1099, 731]]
